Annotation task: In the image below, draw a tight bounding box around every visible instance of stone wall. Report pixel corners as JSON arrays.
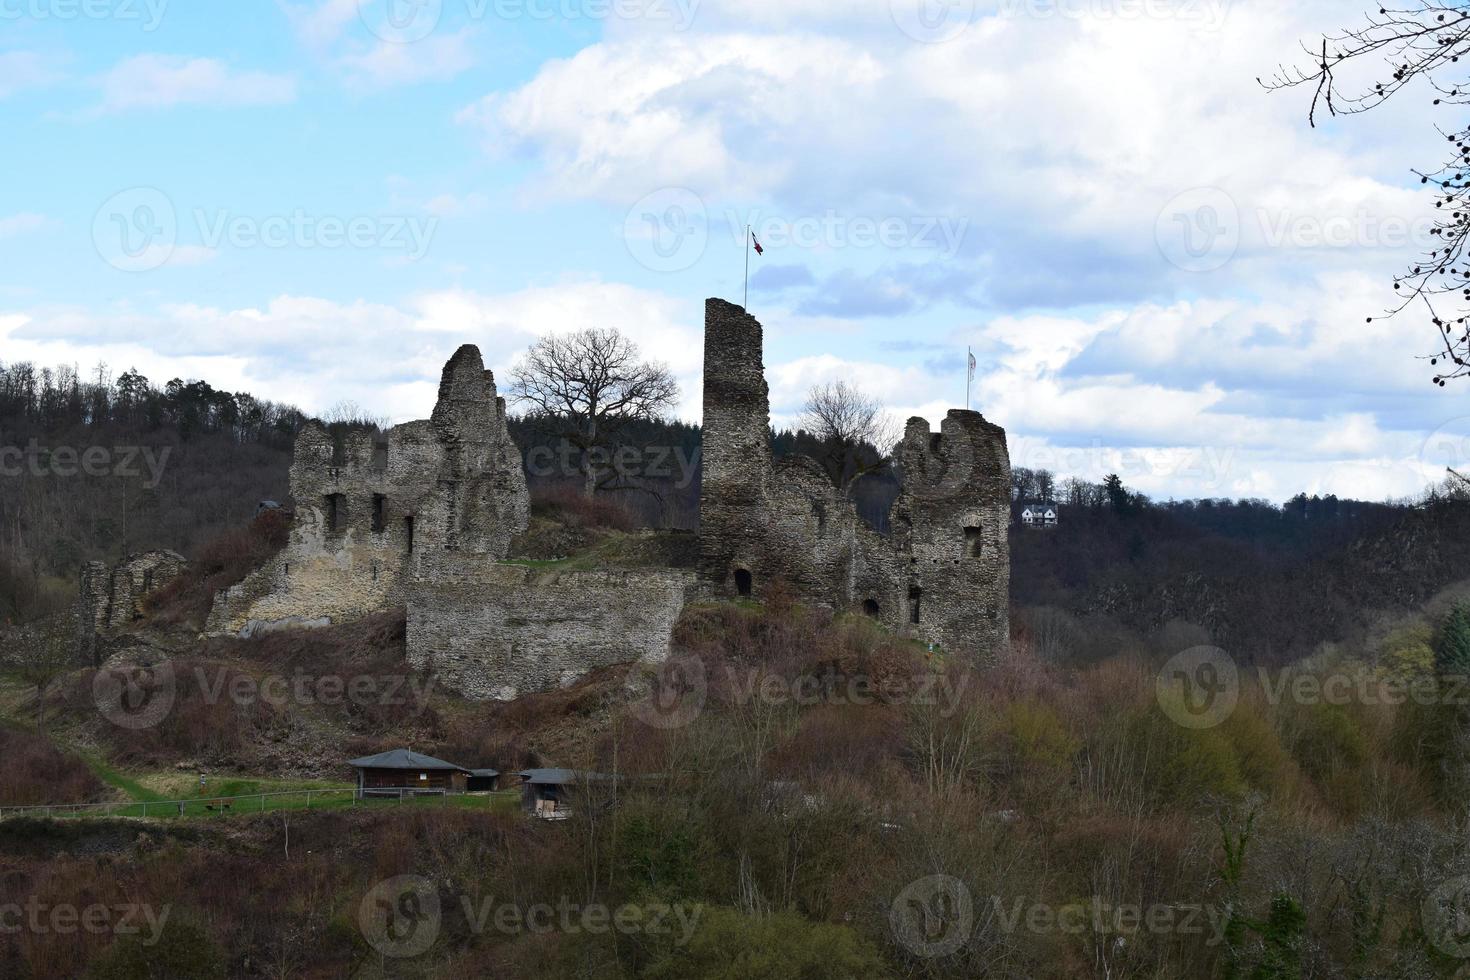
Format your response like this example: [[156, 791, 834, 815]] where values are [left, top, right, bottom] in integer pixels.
[[206, 344, 529, 637], [79, 550, 188, 663], [887, 412, 1011, 654], [407, 565, 695, 700], [201, 342, 694, 702], [696, 296, 1011, 660]]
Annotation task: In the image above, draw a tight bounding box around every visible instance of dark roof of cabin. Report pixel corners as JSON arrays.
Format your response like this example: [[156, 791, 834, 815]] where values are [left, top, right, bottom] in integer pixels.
[[518, 768, 615, 785], [469, 769, 500, 778], [348, 749, 470, 772]]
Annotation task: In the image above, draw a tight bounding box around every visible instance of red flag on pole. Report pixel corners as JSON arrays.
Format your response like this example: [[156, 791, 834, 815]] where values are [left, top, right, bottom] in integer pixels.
[[752, 232, 763, 255]]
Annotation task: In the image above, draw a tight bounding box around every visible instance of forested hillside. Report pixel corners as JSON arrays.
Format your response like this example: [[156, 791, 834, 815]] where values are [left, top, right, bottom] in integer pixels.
[[8, 359, 1470, 675]]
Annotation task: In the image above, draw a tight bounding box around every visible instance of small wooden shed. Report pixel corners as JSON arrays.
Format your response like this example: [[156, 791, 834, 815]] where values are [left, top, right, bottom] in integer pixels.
[[518, 768, 617, 819], [349, 749, 472, 797], [467, 768, 501, 792]]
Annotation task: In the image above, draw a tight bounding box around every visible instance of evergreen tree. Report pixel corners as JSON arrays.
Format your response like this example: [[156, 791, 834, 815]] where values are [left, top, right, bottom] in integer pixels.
[[1435, 603, 1470, 677]]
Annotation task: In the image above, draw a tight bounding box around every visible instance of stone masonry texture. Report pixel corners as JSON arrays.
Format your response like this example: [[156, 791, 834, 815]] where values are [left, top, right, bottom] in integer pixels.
[[697, 297, 1011, 659], [187, 303, 1008, 698]]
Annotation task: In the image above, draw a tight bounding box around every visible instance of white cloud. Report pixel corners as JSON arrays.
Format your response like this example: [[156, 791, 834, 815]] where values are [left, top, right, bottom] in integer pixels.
[[94, 55, 297, 113], [0, 214, 51, 239], [465, 1, 1425, 276], [337, 30, 477, 88], [278, 0, 361, 48], [0, 51, 67, 99], [4, 282, 702, 422], [458, 33, 885, 203], [422, 192, 489, 217]]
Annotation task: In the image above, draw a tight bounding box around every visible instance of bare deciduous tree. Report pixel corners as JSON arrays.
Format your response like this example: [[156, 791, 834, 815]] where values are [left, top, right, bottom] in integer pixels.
[[14, 615, 75, 730], [1265, 3, 1470, 384], [508, 328, 680, 496], [798, 380, 899, 491]]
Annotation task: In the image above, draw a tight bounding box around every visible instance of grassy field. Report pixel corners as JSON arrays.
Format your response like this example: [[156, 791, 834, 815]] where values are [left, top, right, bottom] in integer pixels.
[[0, 675, 525, 822], [0, 786, 523, 820]]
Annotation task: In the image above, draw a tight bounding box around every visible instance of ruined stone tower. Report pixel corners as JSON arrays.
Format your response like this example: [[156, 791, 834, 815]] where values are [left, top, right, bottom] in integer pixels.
[[698, 297, 1011, 659], [699, 300, 774, 594], [889, 411, 1011, 655], [207, 345, 529, 635]]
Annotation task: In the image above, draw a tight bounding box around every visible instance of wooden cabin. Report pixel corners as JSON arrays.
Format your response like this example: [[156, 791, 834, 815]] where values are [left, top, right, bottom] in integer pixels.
[[349, 748, 472, 798]]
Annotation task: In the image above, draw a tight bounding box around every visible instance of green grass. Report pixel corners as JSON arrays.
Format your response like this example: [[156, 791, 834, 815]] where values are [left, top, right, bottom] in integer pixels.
[[79, 753, 167, 803], [501, 529, 668, 574], [3, 787, 523, 821]]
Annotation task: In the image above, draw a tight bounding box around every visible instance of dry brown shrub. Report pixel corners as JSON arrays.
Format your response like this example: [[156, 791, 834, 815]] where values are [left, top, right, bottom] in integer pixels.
[[146, 508, 292, 627], [0, 728, 105, 806], [531, 483, 638, 532]]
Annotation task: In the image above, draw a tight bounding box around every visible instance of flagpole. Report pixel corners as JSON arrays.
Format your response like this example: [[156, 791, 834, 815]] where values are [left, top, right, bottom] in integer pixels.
[[966, 346, 971, 410], [744, 225, 750, 311]]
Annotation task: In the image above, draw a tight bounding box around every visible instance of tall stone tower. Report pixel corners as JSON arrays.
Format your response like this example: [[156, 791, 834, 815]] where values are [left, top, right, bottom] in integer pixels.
[[696, 296, 1012, 661], [699, 298, 773, 595], [890, 411, 1011, 655]]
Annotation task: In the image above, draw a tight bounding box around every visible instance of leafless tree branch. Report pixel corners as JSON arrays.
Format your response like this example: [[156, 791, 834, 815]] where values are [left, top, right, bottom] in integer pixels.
[[1265, 2, 1470, 384]]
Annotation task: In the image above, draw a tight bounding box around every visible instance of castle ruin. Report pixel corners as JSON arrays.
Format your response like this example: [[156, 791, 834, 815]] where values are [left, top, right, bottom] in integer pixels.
[[90, 298, 1010, 695], [698, 298, 1010, 655], [207, 344, 531, 637]]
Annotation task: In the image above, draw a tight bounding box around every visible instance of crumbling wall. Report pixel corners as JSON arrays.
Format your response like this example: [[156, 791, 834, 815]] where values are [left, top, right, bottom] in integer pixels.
[[696, 297, 1011, 660], [407, 565, 694, 700], [79, 550, 188, 663], [206, 345, 529, 637], [887, 412, 1011, 654]]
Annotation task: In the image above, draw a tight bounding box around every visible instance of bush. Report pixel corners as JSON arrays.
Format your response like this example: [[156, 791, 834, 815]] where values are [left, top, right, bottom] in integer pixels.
[[642, 907, 891, 980], [997, 699, 1080, 808], [530, 483, 638, 532], [0, 728, 104, 806], [145, 509, 291, 627], [85, 918, 226, 980], [1283, 701, 1370, 815], [1117, 702, 1246, 807], [1378, 622, 1435, 680], [1218, 697, 1297, 796]]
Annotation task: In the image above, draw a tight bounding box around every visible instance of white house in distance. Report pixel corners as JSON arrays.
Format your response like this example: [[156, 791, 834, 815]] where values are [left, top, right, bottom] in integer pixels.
[[1019, 503, 1059, 528]]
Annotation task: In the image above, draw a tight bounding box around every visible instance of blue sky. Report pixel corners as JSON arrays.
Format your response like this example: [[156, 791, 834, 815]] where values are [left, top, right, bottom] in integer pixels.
[[3, 0, 1468, 501]]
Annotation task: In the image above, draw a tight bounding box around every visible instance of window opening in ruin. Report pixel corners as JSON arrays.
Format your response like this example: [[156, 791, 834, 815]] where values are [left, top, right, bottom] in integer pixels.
[[372, 494, 386, 533], [735, 568, 753, 597], [325, 494, 345, 533], [909, 586, 922, 624], [965, 526, 983, 558], [405, 515, 415, 554], [862, 599, 880, 618]]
